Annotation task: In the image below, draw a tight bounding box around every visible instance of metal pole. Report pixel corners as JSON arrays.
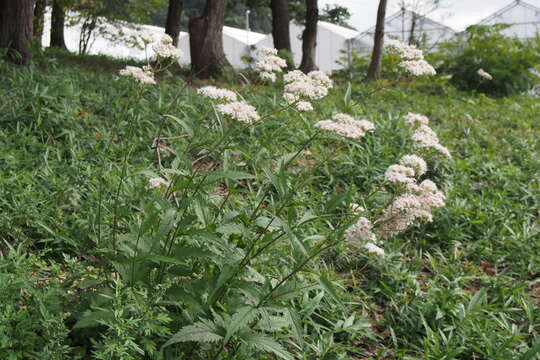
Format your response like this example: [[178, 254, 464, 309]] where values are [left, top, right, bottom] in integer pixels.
[[246, 9, 252, 67]]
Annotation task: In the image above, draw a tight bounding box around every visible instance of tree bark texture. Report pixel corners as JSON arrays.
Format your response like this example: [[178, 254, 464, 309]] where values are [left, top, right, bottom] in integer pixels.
[[366, 0, 388, 80], [165, 0, 183, 46], [299, 0, 318, 73], [51, 0, 67, 49], [270, 0, 292, 66], [0, 0, 35, 64], [188, 0, 232, 78], [33, 0, 47, 43], [408, 12, 417, 45]]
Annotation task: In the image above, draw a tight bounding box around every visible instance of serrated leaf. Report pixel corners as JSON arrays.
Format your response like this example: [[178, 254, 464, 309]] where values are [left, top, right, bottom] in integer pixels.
[[240, 331, 294, 360], [162, 319, 223, 349], [224, 307, 259, 342]]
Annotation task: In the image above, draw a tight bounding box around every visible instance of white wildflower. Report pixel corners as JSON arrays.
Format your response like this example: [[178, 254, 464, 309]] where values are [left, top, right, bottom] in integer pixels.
[[346, 217, 376, 243], [152, 34, 183, 60], [364, 242, 385, 256], [404, 112, 429, 127], [283, 70, 333, 106], [386, 40, 424, 60], [411, 125, 452, 158], [119, 66, 156, 85], [477, 68, 493, 80], [399, 60, 436, 76], [350, 203, 365, 214], [400, 155, 427, 176], [149, 177, 169, 189], [217, 101, 260, 124], [197, 86, 237, 102], [315, 113, 375, 140], [295, 101, 313, 112], [259, 72, 277, 82], [385, 164, 416, 185], [255, 47, 287, 82]]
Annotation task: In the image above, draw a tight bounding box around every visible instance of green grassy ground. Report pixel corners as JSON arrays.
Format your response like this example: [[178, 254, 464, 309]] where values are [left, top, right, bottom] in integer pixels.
[[1, 50, 539, 359]]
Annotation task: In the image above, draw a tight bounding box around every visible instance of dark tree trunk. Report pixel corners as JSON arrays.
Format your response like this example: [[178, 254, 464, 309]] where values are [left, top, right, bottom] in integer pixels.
[[367, 0, 388, 80], [270, 0, 292, 67], [299, 0, 318, 73], [165, 0, 183, 46], [0, 0, 35, 64], [188, 0, 232, 78], [408, 13, 417, 45], [33, 0, 47, 43], [51, 0, 67, 49]]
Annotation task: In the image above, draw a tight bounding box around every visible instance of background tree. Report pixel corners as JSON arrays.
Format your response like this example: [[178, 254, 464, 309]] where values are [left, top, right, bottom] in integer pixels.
[[165, 0, 183, 46], [367, 0, 388, 80], [33, 0, 48, 43], [0, 0, 35, 64], [189, 0, 232, 78], [299, 0, 318, 73], [270, 0, 293, 66], [399, 0, 446, 46], [319, 4, 354, 29], [51, 0, 67, 49]]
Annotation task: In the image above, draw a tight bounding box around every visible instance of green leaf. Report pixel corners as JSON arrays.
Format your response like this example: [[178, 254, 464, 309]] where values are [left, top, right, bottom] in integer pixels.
[[162, 319, 223, 349], [315, 273, 344, 309], [240, 331, 294, 360], [74, 310, 114, 329], [164, 114, 193, 136], [520, 338, 540, 360], [224, 307, 259, 342]]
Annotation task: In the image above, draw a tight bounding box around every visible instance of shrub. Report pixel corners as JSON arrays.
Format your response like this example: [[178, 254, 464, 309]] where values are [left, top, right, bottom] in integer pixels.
[[436, 24, 540, 96]]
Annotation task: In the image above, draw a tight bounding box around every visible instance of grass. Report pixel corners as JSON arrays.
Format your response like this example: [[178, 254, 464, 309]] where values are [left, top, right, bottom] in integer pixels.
[[0, 50, 539, 359]]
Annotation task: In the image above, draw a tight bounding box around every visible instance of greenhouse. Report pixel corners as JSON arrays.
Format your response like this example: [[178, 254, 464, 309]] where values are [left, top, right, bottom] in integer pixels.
[[477, 0, 540, 39], [352, 9, 457, 55]]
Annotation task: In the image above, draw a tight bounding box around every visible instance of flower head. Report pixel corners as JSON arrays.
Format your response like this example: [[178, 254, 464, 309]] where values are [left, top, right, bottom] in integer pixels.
[[400, 155, 427, 176], [315, 113, 375, 139], [149, 177, 169, 189], [197, 86, 237, 102], [217, 101, 260, 123], [477, 68, 493, 80], [119, 66, 156, 85]]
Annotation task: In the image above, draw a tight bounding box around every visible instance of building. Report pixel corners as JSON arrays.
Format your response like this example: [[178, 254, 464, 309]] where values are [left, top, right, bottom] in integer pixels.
[[477, 0, 540, 39], [257, 20, 359, 72], [352, 9, 457, 55]]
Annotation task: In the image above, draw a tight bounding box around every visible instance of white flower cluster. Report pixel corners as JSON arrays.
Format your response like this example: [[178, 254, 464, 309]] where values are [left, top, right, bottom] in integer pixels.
[[377, 152, 446, 237], [387, 40, 436, 76], [386, 40, 424, 60], [255, 47, 287, 82], [315, 113, 375, 139], [477, 68, 493, 80], [400, 154, 427, 176], [406, 113, 451, 158], [217, 102, 260, 124], [152, 34, 183, 60], [283, 70, 333, 111], [119, 65, 156, 85], [385, 164, 416, 185], [378, 179, 446, 237], [399, 60, 437, 76], [404, 112, 430, 127], [350, 203, 365, 214], [346, 217, 385, 256], [149, 177, 169, 189], [197, 86, 238, 102]]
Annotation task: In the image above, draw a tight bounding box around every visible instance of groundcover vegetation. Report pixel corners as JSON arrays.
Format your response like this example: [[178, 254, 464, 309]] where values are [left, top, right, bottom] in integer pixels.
[[1, 48, 539, 359]]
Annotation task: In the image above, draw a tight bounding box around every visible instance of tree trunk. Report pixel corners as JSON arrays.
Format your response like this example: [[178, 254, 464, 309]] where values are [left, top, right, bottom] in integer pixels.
[[408, 12, 417, 45], [366, 0, 388, 80], [299, 0, 318, 73], [270, 0, 293, 67], [188, 0, 232, 78], [33, 0, 47, 43], [165, 0, 183, 46], [0, 0, 34, 64], [51, 0, 67, 49]]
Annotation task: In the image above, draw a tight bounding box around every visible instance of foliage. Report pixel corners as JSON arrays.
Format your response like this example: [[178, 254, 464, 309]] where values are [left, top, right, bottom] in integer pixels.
[[320, 4, 355, 29], [436, 24, 540, 96], [1, 49, 540, 359]]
